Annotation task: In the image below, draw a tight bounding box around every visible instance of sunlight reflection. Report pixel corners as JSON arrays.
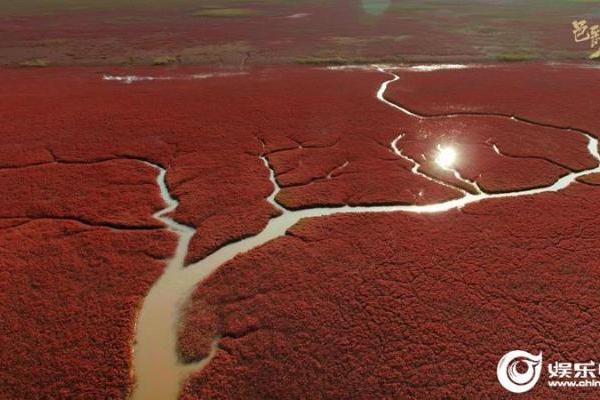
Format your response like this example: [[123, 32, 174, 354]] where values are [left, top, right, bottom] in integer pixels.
[[435, 145, 457, 169]]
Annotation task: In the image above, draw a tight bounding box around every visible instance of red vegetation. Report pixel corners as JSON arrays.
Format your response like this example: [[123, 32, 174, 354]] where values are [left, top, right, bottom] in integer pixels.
[[0, 144, 54, 168], [2, 64, 598, 399], [396, 114, 596, 193], [385, 64, 600, 134], [0, 110, 179, 398], [0, 221, 175, 399], [178, 183, 600, 399], [380, 65, 600, 193], [256, 69, 463, 208], [0, 66, 468, 263], [0, 160, 165, 228], [4, 65, 593, 261], [578, 172, 600, 186], [1, 67, 282, 264]]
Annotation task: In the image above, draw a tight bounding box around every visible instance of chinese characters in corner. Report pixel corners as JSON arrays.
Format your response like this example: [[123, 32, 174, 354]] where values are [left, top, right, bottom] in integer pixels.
[[572, 20, 600, 59]]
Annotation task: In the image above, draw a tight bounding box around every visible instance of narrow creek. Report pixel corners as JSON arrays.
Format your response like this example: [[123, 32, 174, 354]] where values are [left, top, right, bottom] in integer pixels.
[[130, 65, 600, 400]]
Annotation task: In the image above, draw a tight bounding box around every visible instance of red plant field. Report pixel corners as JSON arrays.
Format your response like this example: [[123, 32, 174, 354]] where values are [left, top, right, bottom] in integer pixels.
[[178, 182, 600, 400], [175, 64, 600, 400], [395, 114, 596, 193], [384, 64, 600, 134], [1, 63, 599, 399], [0, 220, 175, 399]]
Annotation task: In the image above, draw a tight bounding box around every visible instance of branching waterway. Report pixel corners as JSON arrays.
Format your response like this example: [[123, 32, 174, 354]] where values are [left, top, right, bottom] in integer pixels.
[[130, 65, 600, 400]]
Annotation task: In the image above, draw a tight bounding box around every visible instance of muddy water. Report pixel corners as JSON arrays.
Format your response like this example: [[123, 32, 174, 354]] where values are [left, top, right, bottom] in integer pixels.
[[130, 167, 195, 400], [130, 66, 600, 400]]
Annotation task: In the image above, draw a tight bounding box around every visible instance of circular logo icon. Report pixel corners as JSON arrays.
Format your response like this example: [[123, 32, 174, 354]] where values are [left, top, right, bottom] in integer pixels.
[[497, 350, 543, 393]]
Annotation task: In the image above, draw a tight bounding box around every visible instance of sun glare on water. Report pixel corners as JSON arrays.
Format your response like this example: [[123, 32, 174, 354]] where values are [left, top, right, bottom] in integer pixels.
[[435, 146, 457, 169]]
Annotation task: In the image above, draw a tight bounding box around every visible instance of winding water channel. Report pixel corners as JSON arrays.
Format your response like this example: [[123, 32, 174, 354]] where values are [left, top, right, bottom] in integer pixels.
[[130, 65, 600, 400]]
